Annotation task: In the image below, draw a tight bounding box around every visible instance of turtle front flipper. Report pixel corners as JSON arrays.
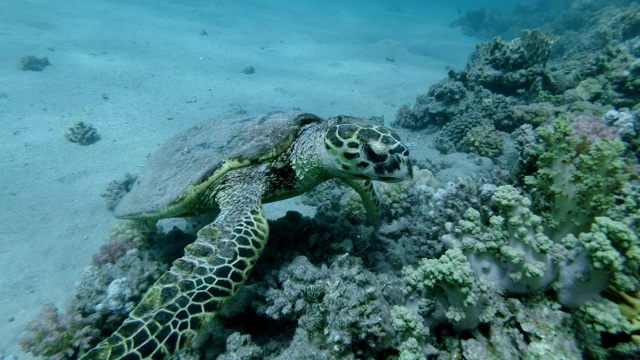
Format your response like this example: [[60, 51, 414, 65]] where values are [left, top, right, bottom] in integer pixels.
[[81, 182, 269, 359], [342, 178, 381, 227]]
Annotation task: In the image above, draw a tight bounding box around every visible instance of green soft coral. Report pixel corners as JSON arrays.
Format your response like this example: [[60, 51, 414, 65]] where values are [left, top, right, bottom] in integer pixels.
[[402, 248, 487, 330], [391, 305, 428, 339], [449, 185, 557, 294], [572, 298, 635, 359], [580, 217, 640, 292], [398, 337, 426, 360], [524, 116, 629, 237]]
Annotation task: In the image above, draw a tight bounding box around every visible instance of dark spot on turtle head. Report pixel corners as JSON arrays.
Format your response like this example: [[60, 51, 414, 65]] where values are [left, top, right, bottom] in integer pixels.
[[363, 143, 388, 163], [342, 164, 350, 171], [337, 124, 359, 140], [357, 128, 381, 142], [326, 130, 343, 148], [374, 160, 401, 176], [174, 259, 194, 273], [347, 141, 359, 149], [381, 135, 397, 145], [187, 243, 213, 258], [389, 144, 408, 155], [343, 152, 359, 160], [250, 238, 263, 249], [179, 280, 195, 292], [357, 161, 370, 169]]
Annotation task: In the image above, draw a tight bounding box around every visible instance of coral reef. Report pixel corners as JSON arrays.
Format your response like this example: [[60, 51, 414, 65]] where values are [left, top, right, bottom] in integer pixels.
[[19, 55, 50, 71], [19, 305, 97, 360], [65, 121, 100, 146]]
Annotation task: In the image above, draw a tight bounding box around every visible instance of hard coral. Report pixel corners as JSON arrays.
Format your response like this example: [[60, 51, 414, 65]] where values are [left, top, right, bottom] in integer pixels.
[[461, 124, 505, 158], [65, 121, 100, 146], [19, 55, 50, 71]]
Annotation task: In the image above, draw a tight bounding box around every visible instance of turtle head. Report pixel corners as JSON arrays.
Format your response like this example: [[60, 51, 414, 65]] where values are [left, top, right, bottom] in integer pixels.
[[323, 122, 412, 182]]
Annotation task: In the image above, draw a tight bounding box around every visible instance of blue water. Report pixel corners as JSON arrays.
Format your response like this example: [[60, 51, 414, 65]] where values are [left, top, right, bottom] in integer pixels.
[[1, 0, 637, 359]]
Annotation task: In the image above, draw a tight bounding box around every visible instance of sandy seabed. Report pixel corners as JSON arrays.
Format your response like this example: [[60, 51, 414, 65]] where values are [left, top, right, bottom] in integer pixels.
[[0, 0, 476, 357]]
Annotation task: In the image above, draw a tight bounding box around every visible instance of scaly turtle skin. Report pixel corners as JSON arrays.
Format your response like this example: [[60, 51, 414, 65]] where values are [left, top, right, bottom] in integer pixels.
[[81, 111, 412, 359]]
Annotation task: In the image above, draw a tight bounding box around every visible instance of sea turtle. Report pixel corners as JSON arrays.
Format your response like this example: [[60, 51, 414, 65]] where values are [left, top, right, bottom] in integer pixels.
[[81, 111, 412, 359]]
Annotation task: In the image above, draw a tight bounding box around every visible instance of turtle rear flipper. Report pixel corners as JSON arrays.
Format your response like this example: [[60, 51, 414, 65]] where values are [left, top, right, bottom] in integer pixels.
[[81, 177, 269, 359]]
